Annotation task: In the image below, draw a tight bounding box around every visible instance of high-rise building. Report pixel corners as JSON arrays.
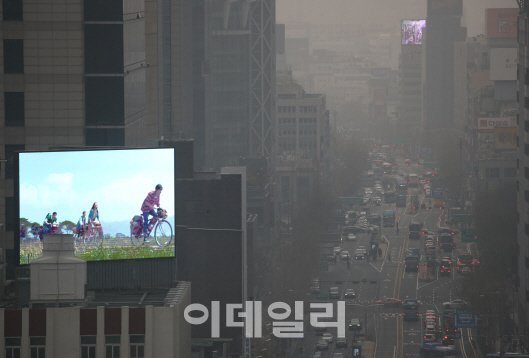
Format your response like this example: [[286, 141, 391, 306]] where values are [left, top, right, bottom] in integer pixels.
[[423, 0, 466, 130], [0, 0, 146, 275], [140, 0, 193, 147], [516, 3, 529, 348], [274, 71, 330, 222], [398, 44, 423, 143], [204, 0, 275, 169]]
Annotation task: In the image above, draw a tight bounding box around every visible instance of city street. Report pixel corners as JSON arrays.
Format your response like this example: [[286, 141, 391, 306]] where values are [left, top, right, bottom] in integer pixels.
[[295, 160, 478, 358]]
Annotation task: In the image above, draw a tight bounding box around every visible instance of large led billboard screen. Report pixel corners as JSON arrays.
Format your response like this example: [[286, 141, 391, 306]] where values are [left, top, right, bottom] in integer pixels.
[[401, 20, 426, 45], [17, 148, 175, 264]]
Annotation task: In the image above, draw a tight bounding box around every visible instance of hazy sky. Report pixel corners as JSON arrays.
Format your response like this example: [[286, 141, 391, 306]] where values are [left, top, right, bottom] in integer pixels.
[[277, 0, 516, 37], [19, 148, 175, 224]]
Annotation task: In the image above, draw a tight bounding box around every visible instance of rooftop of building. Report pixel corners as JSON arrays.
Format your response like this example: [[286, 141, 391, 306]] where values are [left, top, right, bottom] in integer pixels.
[[1, 282, 190, 309]]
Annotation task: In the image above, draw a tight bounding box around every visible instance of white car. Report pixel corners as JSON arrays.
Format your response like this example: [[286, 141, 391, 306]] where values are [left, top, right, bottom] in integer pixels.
[[322, 332, 334, 343], [347, 233, 357, 241], [340, 250, 350, 260]]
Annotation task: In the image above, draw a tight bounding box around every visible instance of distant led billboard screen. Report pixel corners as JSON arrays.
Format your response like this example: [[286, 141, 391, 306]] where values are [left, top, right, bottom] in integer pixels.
[[17, 148, 175, 264], [401, 20, 426, 45]]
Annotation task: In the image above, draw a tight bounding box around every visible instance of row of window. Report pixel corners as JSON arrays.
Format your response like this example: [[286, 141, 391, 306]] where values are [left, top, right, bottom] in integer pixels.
[[279, 129, 318, 136], [277, 105, 318, 113], [2, 0, 124, 22], [278, 143, 317, 149], [3, 28, 124, 75], [485, 167, 516, 178], [278, 118, 318, 125], [5, 335, 144, 358]]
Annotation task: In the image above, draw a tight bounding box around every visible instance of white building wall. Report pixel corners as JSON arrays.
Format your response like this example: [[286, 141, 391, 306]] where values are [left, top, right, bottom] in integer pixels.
[[47, 307, 81, 358]]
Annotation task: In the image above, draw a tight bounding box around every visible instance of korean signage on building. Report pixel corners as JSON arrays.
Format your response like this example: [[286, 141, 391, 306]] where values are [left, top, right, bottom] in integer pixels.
[[490, 48, 517, 81], [494, 127, 517, 150], [486, 8, 517, 39], [477, 117, 516, 132]]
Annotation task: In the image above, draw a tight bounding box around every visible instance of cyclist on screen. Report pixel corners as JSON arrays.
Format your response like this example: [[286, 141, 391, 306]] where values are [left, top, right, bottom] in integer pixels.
[[43, 212, 58, 234], [76, 211, 87, 235], [141, 184, 163, 237], [88, 202, 100, 225]]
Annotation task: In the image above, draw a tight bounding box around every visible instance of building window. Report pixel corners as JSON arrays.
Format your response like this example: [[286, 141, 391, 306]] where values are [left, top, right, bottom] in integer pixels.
[[85, 77, 124, 125], [30, 337, 45, 358], [504, 168, 516, 178], [105, 336, 120, 358], [3, 0, 23, 20], [130, 335, 144, 358], [485, 167, 500, 178], [4, 92, 25, 126], [85, 128, 124, 146], [81, 336, 96, 358], [3, 39, 24, 73], [84, 0, 122, 21], [84, 24, 123, 74], [5, 337, 21, 358]]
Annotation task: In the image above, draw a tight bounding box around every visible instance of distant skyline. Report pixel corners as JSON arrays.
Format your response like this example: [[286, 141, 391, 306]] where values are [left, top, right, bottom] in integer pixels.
[[19, 148, 175, 225], [277, 0, 515, 37]]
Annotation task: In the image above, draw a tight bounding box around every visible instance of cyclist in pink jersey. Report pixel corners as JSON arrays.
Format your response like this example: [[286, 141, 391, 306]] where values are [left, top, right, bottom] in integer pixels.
[[141, 184, 163, 237]]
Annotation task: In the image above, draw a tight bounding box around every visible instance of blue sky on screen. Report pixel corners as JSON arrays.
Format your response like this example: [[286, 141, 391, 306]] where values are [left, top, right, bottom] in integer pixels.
[[19, 148, 175, 224]]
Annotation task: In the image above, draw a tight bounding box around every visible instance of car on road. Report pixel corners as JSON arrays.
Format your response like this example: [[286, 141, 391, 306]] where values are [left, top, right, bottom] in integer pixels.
[[376, 297, 402, 306], [329, 287, 340, 299], [333, 246, 342, 255], [458, 265, 472, 275], [407, 248, 421, 258], [404, 310, 419, 321], [316, 339, 329, 350], [332, 353, 345, 358], [310, 281, 321, 294], [336, 337, 347, 348], [422, 333, 437, 343], [457, 253, 473, 268], [354, 246, 367, 260], [402, 298, 420, 310], [347, 233, 357, 241], [321, 332, 334, 343], [439, 263, 452, 276], [344, 288, 356, 299], [340, 250, 350, 260], [312, 352, 323, 358], [348, 318, 362, 331]]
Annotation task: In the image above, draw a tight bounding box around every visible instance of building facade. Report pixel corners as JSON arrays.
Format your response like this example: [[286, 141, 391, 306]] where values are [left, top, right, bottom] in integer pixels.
[[0, 283, 191, 358], [423, 0, 466, 130], [204, 0, 275, 169], [516, 3, 529, 349], [0, 0, 145, 276], [274, 71, 330, 223]]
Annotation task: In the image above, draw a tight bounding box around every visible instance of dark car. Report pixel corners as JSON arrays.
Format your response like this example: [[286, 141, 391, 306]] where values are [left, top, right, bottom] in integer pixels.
[[402, 298, 420, 310], [407, 248, 420, 258], [344, 288, 356, 299], [403, 310, 419, 321], [439, 263, 452, 276]]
